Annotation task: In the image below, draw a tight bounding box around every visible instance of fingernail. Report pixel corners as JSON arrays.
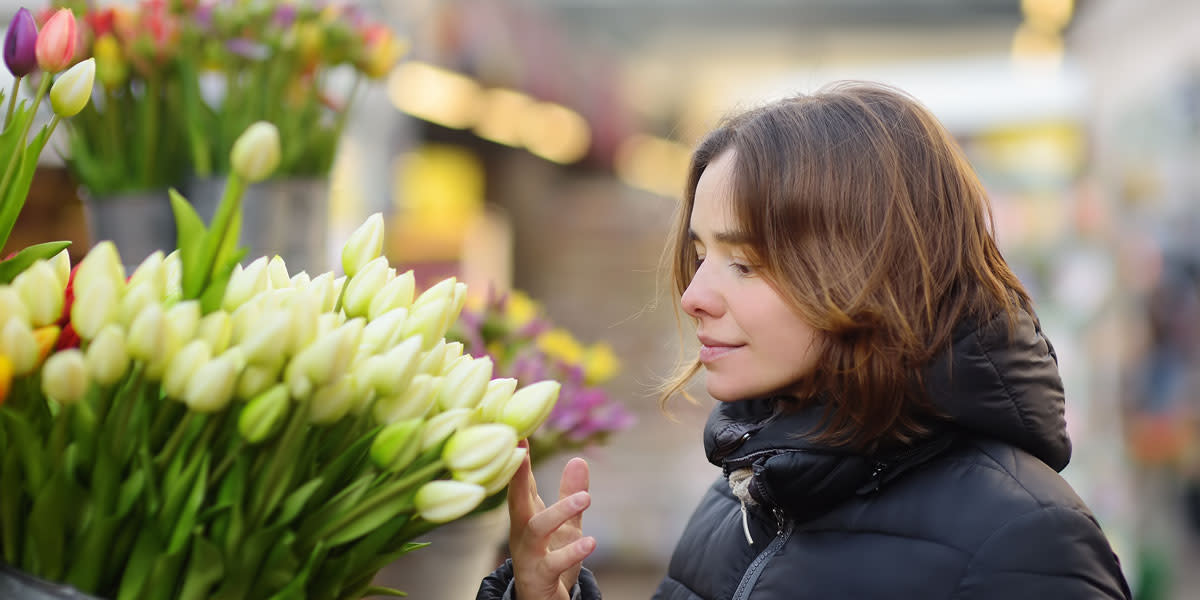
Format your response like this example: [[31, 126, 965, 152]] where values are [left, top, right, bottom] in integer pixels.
[[570, 491, 589, 510]]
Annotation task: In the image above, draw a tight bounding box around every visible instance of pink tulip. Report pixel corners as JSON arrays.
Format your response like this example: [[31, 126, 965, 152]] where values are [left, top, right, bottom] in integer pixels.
[[35, 8, 76, 73]]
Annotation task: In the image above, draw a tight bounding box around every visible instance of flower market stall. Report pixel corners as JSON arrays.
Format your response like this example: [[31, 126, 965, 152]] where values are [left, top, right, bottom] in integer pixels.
[[0, 7, 571, 598]]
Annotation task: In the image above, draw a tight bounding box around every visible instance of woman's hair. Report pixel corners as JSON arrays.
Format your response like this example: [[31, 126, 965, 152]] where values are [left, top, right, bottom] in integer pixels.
[[659, 81, 1032, 452]]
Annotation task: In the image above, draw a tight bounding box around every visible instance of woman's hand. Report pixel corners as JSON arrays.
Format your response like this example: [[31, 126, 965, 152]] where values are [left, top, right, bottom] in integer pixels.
[[507, 442, 596, 600]]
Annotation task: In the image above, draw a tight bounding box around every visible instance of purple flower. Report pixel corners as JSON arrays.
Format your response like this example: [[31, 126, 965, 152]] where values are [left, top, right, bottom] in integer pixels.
[[226, 38, 269, 60], [272, 4, 297, 29], [4, 8, 39, 77]]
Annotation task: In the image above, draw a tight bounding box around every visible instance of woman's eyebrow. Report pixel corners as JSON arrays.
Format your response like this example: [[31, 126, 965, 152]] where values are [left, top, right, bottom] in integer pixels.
[[689, 228, 751, 245]]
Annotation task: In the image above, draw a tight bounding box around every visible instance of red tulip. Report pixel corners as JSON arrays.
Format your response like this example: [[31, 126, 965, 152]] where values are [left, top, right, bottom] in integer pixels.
[[35, 8, 76, 73]]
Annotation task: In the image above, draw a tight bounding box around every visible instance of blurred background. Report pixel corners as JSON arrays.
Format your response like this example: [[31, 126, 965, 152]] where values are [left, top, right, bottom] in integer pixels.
[[6, 0, 1200, 598]]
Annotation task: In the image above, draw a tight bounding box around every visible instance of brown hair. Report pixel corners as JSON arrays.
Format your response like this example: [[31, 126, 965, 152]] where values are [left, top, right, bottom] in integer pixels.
[[659, 81, 1031, 452]]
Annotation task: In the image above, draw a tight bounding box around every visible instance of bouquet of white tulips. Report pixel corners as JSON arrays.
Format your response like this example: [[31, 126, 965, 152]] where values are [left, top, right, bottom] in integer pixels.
[[0, 121, 559, 599]]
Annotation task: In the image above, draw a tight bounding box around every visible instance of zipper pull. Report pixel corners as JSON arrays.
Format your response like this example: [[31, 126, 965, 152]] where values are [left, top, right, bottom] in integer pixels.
[[772, 507, 785, 536]]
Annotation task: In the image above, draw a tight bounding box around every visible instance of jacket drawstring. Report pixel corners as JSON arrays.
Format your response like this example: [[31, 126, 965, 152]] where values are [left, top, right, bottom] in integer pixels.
[[728, 467, 756, 546]]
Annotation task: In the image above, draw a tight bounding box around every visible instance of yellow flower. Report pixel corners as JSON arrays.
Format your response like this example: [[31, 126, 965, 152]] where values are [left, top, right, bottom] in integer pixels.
[[504, 290, 538, 328], [0, 354, 11, 406], [537, 328, 583, 365], [582, 342, 620, 385]]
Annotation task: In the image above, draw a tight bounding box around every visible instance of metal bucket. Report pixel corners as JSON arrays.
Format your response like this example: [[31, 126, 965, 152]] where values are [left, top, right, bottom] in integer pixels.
[[79, 187, 176, 268]]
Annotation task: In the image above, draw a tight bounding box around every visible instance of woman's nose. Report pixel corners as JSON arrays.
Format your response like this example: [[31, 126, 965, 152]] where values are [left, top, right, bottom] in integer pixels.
[[681, 269, 720, 319]]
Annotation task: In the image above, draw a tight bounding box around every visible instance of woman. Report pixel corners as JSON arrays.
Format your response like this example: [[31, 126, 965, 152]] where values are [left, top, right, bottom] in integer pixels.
[[479, 81, 1132, 599]]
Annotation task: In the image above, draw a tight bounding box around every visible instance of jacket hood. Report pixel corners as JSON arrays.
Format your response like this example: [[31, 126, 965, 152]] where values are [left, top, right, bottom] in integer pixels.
[[703, 308, 1070, 521]]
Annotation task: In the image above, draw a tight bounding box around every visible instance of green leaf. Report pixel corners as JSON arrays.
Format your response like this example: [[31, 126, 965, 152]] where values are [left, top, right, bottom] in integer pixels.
[[177, 536, 225, 600], [1, 410, 48, 492], [360, 586, 408, 598], [64, 513, 122, 593], [0, 240, 71, 284], [275, 477, 324, 527], [1, 447, 25, 564], [25, 469, 72, 581], [0, 123, 54, 248], [116, 527, 164, 600], [167, 455, 210, 554], [171, 187, 208, 296]]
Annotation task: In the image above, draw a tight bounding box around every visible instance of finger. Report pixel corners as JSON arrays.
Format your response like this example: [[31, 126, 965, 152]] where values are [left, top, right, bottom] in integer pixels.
[[527, 491, 590, 540], [558, 458, 590, 530], [539, 536, 597, 577], [507, 449, 540, 525]]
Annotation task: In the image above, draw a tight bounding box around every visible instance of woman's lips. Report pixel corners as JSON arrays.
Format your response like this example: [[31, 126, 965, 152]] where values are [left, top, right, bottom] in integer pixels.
[[699, 344, 741, 363]]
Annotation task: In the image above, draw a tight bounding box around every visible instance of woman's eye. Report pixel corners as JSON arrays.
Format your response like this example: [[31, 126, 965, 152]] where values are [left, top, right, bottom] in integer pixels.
[[731, 262, 753, 276]]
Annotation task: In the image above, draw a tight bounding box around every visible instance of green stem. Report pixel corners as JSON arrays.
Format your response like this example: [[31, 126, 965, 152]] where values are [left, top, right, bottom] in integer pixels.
[[208, 439, 243, 487], [140, 76, 161, 189], [155, 411, 198, 468], [4, 76, 22, 131]]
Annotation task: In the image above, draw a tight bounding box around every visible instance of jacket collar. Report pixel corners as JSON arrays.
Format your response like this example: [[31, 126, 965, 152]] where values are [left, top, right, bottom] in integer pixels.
[[703, 308, 1069, 521]]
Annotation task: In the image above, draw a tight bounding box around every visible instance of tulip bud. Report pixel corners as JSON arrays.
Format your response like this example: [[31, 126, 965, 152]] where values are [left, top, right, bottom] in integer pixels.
[[499, 380, 561, 438], [443, 423, 518, 472], [373, 373, 437, 424], [449, 281, 469, 325], [35, 8, 75, 74], [290, 271, 311, 287], [0, 286, 30, 325], [93, 33, 128, 89], [4, 8, 38, 77], [367, 269, 415, 320], [415, 339, 449, 376], [286, 329, 343, 399], [50, 250, 71, 290], [357, 334, 422, 396], [341, 256, 389, 319], [237, 310, 290, 366], [476, 377, 518, 422], [196, 311, 233, 354], [33, 326, 59, 366], [238, 384, 290, 444], [184, 354, 238, 412], [436, 355, 492, 411], [370, 417, 423, 472], [402, 298, 451, 352], [49, 57, 94, 117], [341, 213, 384, 278], [163, 250, 182, 301], [223, 257, 270, 311], [71, 277, 119, 340], [0, 355, 11, 406], [439, 342, 465, 376], [415, 480, 486, 524], [163, 339, 212, 399], [265, 255, 290, 289], [230, 121, 281, 183], [41, 348, 88, 405], [412, 277, 456, 314], [0, 318, 38, 375], [118, 282, 156, 327], [306, 272, 337, 313], [13, 260, 64, 327], [128, 251, 166, 300], [85, 324, 130, 386], [75, 242, 125, 298], [309, 376, 359, 425], [237, 362, 281, 401], [481, 446, 528, 495], [283, 292, 318, 356], [163, 300, 201, 355], [420, 407, 473, 451], [359, 308, 409, 356], [126, 304, 165, 363]]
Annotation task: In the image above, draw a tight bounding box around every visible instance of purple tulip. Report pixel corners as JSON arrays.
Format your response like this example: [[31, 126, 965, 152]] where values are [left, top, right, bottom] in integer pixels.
[[4, 8, 39, 77], [271, 4, 297, 29]]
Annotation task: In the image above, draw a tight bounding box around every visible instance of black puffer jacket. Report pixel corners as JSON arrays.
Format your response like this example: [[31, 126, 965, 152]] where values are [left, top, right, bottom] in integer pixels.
[[481, 310, 1132, 599]]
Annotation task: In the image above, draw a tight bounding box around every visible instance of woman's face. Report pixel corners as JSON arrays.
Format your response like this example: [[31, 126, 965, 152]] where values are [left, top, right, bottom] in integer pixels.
[[681, 149, 824, 402]]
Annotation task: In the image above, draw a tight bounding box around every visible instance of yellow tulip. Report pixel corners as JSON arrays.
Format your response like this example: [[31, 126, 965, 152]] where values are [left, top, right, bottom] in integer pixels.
[[42, 348, 88, 405], [341, 213, 384, 278], [415, 480, 486, 524]]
